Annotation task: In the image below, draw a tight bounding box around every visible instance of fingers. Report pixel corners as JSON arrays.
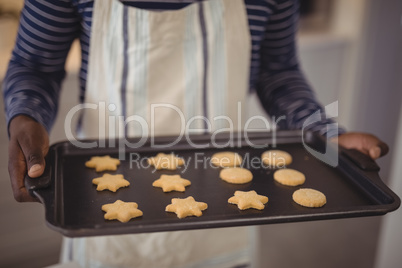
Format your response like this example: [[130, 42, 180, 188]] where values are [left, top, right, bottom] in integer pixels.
[[377, 141, 389, 157], [8, 139, 38, 202], [369, 142, 389, 159], [363, 134, 389, 160], [369, 146, 381, 160], [335, 132, 389, 160]]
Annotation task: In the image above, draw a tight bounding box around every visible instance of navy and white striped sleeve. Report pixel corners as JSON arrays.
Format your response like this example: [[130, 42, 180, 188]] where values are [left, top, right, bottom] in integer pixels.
[[2, 0, 80, 133], [256, 0, 344, 137]]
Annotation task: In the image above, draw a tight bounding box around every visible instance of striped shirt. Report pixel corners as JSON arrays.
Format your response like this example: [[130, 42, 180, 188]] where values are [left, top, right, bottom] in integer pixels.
[[2, 0, 342, 137]]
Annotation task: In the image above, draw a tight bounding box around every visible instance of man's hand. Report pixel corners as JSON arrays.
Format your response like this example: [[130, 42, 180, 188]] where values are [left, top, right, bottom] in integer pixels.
[[8, 115, 49, 202], [331, 132, 389, 160]]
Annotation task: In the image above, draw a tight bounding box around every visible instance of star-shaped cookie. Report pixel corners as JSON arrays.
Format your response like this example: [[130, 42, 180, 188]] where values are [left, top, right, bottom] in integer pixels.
[[166, 196, 208, 219], [92, 174, 130, 192], [147, 153, 185, 170], [102, 200, 143, 223], [152, 175, 191, 192], [228, 190, 268, 210], [85, 155, 120, 172]]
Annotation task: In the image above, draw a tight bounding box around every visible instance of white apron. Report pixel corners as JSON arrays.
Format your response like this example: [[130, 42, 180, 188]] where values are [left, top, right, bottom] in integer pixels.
[[65, 0, 254, 267]]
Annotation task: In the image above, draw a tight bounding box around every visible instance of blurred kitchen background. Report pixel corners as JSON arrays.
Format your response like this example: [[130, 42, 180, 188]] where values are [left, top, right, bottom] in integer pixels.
[[0, 0, 401, 267]]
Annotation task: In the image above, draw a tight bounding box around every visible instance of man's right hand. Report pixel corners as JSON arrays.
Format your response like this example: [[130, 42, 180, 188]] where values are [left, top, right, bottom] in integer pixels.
[[8, 115, 49, 202]]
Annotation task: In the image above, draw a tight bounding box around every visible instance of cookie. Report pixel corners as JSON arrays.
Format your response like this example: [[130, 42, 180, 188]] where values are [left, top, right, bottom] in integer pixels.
[[261, 150, 292, 168], [147, 153, 185, 170], [273, 168, 306, 186], [152, 174, 191, 192], [85, 155, 120, 172], [92, 174, 130, 192], [211, 152, 242, 167], [165, 196, 208, 219], [228, 190, 269, 210], [102, 200, 143, 223], [292, 188, 326, 208], [220, 167, 253, 184]]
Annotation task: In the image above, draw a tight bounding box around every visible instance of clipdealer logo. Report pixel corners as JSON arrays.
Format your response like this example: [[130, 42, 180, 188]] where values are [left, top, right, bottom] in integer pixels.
[[63, 101, 340, 167], [63, 102, 285, 160], [302, 101, 339, 167]]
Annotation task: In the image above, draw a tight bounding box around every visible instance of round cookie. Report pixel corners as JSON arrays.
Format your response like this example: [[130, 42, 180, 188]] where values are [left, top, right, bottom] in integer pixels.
[[261, 150, 292, 168], [273, 168, 305, 186], [220, 167, 253, 184], [292, 188, 326, 208], [211, 152, 243, 167]]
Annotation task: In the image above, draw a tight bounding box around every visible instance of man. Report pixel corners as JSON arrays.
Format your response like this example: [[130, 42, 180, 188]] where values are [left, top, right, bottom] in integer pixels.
[[4, 0, 388, 267]]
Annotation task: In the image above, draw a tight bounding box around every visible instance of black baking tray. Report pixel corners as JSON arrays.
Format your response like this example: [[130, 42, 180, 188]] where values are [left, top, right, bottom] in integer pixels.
[[26, 131, 400, 237]]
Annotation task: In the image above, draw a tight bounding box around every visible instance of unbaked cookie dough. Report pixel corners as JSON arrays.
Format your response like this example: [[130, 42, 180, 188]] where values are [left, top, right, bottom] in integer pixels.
[[220, 167, 253, 184]]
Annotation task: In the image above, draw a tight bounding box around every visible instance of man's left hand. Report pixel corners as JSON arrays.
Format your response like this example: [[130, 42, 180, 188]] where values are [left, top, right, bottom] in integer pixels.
[[331, 132, 389, 160]]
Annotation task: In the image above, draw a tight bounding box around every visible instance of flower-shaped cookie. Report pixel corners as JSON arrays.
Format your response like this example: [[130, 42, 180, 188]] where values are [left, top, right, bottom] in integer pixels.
[[228, 190, 268, 210], [85, 155, 120, 172], [102, 200, 143, 223], [147, 153, 185, 170], [166, 196, 208, 219], [152, 175, 191, 192], [92, 174, 130, 192]]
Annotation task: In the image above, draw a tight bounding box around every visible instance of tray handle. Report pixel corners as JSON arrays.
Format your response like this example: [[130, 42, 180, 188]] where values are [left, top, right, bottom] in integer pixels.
[[341, 148, 380, 172], [24, 158, 52, 194]]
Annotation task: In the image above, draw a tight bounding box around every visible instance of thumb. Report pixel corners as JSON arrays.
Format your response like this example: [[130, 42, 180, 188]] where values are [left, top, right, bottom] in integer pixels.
[[16, 130, 48, 178], [26, 150, 46, 178]]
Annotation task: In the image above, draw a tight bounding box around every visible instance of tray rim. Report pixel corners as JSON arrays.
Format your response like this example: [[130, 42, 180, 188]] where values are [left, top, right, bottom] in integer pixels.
[[30, 131, 401, 237]]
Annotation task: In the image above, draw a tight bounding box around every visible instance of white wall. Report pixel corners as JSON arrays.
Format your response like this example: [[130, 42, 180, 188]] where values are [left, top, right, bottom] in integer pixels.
[[375, 103, 402, 268]]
